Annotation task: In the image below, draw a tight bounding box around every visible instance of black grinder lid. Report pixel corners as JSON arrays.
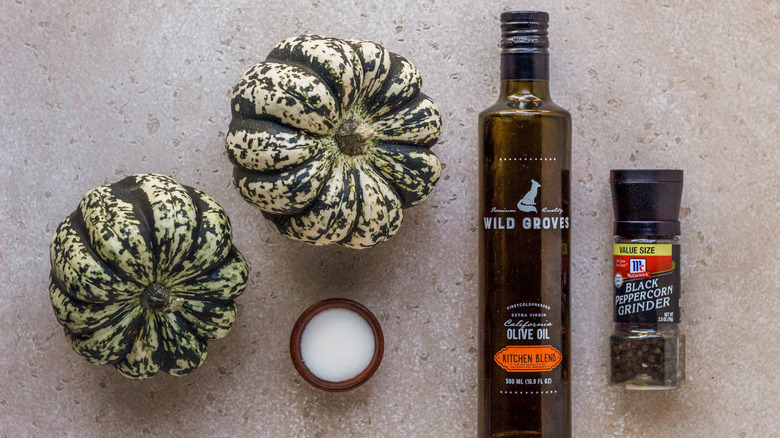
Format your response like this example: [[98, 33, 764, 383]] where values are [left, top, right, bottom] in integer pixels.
[[610, 169, 684, 237]]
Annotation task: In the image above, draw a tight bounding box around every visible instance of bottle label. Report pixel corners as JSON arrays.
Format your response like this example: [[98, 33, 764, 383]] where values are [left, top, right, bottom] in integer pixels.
[[494, 345, 562, 372], [613, 243, 681, 323], [482, 176, 570, 231], [481, 158, 570, 399]]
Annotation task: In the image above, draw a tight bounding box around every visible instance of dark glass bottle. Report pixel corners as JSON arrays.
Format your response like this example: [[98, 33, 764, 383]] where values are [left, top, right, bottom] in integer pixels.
[[478, 11, 572, 438]]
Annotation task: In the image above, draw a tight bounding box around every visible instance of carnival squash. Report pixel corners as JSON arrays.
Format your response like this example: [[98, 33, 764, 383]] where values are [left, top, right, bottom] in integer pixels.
[[49, 174, 248, 379], [226, 35, 443, 249]]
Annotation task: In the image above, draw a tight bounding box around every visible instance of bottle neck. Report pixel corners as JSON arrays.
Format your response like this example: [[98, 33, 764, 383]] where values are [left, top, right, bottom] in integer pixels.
[[500, 79, 551, 99], [500, 52, 549, 81], [500, 52, 550, 98]]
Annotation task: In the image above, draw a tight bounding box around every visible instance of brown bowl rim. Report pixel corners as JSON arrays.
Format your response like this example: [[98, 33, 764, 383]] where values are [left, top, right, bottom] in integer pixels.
[[289, 298, 384, 392]]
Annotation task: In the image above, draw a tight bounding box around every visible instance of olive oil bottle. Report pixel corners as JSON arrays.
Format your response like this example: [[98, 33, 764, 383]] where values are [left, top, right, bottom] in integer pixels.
[[478, 11, 572, 437]]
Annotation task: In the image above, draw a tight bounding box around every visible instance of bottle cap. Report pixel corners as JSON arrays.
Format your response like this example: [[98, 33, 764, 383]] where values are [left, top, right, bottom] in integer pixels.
[[610, 169, 684, 237], [500, 11, 549, 52]]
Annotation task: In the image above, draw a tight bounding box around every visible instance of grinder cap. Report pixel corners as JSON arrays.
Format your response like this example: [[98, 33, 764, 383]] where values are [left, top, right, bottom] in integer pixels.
[[610, 169, 684, 237]]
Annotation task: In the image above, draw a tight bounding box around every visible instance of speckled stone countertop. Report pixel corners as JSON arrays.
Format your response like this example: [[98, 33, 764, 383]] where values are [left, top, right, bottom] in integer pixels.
[[1, 1, 778, 437]]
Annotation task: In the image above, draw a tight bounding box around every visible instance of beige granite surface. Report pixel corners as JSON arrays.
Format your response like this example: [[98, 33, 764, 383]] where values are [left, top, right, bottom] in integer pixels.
[[1, 1, 778, 437]]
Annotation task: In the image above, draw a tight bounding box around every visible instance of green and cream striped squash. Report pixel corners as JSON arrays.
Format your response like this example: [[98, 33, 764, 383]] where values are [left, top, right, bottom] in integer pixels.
[[226, 34, 443, 249], [48, 174, 249, 379]]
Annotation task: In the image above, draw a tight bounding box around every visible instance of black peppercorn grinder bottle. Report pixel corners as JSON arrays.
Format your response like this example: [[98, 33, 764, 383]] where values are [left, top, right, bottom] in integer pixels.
[[479, 11, 572, 437], [609, 169, 685, 390]]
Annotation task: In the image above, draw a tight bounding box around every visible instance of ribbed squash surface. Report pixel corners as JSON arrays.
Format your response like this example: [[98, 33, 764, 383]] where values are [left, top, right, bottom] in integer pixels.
[[49, 174, 248, 379], [227, 35, 443, 249]]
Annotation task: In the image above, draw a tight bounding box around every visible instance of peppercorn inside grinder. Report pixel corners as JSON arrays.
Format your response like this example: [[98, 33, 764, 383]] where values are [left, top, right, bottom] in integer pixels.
[[609, 169, 686, 390]]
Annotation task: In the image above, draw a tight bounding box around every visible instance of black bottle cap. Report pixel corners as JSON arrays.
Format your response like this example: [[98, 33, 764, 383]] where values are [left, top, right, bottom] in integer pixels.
[[501, 11, 549, 25], [500, 11, 549, 52], [500, 11, 550, 80], [610, 169, 684, 237]]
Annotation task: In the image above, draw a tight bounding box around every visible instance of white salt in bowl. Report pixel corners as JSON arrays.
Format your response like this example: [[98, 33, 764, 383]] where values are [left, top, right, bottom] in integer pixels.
[[290, 298, 384, 392]]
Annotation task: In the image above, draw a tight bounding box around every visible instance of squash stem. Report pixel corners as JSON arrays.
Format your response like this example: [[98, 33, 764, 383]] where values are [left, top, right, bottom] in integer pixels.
[[335, 119, 374, 156], [140, 282, 171, 312]]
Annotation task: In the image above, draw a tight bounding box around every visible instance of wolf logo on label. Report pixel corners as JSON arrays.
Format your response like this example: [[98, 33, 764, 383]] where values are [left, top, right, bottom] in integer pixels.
[[517, 179, 541, 213]]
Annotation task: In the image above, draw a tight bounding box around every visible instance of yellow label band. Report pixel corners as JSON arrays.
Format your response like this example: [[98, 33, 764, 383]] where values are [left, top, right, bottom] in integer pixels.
[[613, 243, 672, 257]]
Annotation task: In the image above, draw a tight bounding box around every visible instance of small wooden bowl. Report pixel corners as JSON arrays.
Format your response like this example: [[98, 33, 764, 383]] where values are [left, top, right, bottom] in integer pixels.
[[290, 298, 384, 392]]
